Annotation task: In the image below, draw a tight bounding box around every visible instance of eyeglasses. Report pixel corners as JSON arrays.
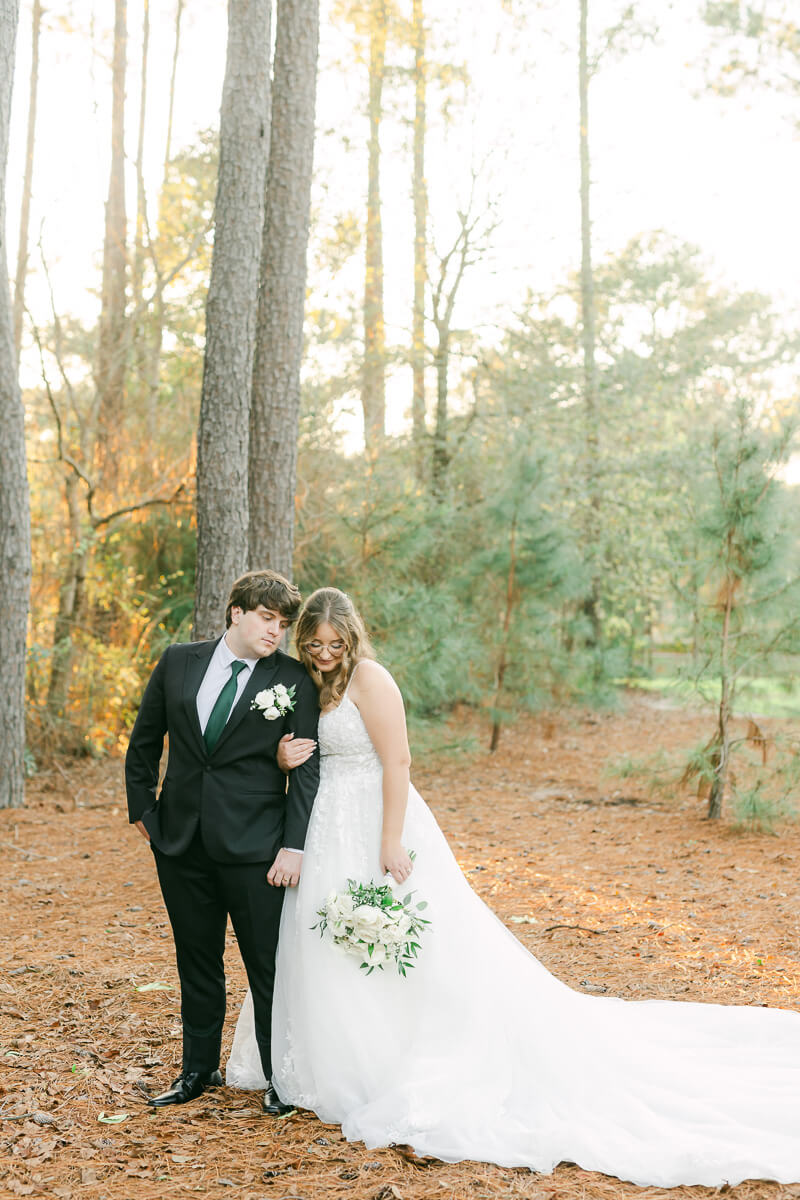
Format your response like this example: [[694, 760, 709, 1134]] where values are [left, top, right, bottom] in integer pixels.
[[306, 640, 346, 656]]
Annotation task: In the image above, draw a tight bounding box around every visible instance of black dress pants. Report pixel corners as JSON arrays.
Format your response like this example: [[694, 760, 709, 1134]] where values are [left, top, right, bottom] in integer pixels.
[[152, 830, 284, 1080]]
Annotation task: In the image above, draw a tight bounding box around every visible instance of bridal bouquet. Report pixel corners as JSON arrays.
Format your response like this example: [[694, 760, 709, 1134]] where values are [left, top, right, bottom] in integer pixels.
[[313, 877, 431, 977]]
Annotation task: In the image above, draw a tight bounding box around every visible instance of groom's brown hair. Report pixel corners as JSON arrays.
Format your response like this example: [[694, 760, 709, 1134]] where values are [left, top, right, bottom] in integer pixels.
[[225, 569, 302, 627]]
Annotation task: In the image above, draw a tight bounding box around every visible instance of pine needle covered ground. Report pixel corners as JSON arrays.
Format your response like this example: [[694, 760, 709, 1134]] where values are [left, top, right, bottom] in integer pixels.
[[3, 695, 800, 1200]]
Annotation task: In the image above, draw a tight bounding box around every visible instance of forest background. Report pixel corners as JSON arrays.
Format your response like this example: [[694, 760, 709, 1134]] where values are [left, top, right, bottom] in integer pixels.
[[2, 0, 800, 826]]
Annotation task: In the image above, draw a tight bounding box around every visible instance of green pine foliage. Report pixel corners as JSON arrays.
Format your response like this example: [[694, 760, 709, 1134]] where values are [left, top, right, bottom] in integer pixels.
[[676, 399, 800, 818], [25, 117, 800, 798]]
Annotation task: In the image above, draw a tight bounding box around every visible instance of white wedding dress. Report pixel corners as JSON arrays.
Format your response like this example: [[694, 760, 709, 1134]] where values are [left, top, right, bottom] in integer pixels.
[[227, 692, 800, 1187]]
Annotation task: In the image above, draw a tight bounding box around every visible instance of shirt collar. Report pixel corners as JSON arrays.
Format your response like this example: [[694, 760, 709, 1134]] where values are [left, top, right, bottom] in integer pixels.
[[220, 633, 258, 673]]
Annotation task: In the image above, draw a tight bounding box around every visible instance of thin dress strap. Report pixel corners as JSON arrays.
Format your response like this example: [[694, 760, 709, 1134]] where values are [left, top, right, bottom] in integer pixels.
[[343, 659, 366, 698]]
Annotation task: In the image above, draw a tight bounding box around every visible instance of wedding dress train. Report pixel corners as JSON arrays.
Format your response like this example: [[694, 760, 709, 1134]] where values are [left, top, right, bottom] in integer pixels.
[[227, 695, 800, 1187]]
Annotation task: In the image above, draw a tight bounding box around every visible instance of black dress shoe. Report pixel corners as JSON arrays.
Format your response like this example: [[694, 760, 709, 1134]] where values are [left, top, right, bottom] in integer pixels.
[[261, 1082, 295, 1116], [147, 1069, 223, 1107]]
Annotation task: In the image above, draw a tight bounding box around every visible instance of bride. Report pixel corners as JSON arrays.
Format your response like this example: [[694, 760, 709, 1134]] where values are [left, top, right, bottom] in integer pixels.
[[227, 587, 800, 1188]]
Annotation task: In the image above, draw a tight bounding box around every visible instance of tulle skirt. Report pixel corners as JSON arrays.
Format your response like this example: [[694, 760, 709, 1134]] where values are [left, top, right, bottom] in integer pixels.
[[228, 760, 800, 1187]]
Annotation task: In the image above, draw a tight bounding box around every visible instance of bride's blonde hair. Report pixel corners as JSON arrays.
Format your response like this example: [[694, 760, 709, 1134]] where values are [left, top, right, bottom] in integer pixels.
[[295, 588, 376, 709]]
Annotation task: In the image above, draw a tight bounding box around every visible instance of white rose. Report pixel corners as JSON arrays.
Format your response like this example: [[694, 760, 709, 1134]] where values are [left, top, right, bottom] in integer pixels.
[[352, 905, 381, 927], [275, 683, 289, 698], [338, 894, 354, 917], [351, 907, 383, 939], [254, 689, 274, 707], [264, 706, 281, 720]]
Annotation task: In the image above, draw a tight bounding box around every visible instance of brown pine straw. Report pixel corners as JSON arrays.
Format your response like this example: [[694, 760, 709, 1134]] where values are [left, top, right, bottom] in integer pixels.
[[3, 696, 800, 1200]]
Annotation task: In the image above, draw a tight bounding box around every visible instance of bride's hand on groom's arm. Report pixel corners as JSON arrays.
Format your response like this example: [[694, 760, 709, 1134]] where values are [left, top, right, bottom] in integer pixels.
[[267, 848, 302, 888], [277, 732, 316, 772]]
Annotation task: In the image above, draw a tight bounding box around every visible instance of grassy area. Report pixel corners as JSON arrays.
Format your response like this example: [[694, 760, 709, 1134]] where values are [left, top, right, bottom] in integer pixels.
[[625, 674, 800, 719]]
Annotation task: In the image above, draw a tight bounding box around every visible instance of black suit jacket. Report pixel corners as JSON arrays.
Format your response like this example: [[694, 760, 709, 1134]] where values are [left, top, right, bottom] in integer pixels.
[[125, 639, 320, 863]]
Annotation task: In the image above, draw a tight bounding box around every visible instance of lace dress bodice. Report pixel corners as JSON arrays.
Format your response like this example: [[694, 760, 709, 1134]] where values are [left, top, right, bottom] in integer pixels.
[[294, 696, 385, 895], [318, 696, 382, 777]]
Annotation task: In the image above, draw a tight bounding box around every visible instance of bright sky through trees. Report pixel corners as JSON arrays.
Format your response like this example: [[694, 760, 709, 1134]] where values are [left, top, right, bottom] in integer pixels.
[[8, 0, 799, 412]]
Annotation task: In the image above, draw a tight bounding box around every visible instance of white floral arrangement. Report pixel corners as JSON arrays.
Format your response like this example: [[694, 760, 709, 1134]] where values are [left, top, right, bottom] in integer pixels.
[[251, 682, 296, 720], [313, 875, 431, 977]]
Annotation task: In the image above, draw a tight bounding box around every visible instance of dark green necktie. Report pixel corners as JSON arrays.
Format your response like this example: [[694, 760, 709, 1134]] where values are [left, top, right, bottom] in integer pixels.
[[204, 660, 246, 753]]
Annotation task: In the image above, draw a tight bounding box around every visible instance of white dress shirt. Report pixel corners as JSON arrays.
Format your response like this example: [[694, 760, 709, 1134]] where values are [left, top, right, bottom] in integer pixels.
[[196, 634, 257, 733], [196, 634, 303, 856]]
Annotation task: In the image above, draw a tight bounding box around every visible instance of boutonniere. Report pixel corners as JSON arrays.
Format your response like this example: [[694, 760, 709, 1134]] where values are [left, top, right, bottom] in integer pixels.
[[251, 683, 296, 721]]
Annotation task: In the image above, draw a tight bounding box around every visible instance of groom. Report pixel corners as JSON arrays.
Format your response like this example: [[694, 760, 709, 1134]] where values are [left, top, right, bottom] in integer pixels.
[[125, 569, 319, 1115]]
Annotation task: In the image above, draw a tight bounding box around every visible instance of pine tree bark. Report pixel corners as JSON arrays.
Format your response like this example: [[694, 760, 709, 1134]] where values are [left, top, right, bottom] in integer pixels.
[[162, 0, 184, 183], [431, 323, 449, 490], [145, 0, 184, 436], [132, 0, 149, 319], [411, 0, 427, 477], [429, 212, 472, 495], [12, 0, 40, 359], [362, 0, 387, 455], [707, 534, 736, 819], [0, 0, 33, 808], [46, 471, 86, 719], [578, 0, 601, 647], [248, 0, 320, 578], [194, 0, 271, 641], [95, 0, 128, 492]]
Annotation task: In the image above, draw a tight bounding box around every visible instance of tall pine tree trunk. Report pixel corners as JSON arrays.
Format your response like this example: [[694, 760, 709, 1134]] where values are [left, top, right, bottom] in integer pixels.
[[707, 535, 736, 819], [162, 0, 184, 183], [578, 0, 601, 648], [46, 471, 86, 719], [145, 0, 184, 437], [411, 0, 427, 477], [431, 325, 449, 491], [362, 0, 387, 455], [248, 0, 320, 577], [489, 513, 517, 753], [130, 0, 150, 431], [12, 0, 40, 359], [132, 0, 149, 320], [194, 0, 270, 641], [429, 212, 472, 496], [95, 0, 128, 493], [0, 0, 32, 808]]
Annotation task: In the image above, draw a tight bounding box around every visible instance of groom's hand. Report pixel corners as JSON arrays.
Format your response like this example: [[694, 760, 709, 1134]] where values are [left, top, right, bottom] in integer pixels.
[[277, 732, 316, 772], [267, 848, 302, 888]]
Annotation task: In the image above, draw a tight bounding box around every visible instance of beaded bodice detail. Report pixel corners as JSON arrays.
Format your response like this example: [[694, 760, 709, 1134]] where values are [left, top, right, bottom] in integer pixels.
[[318, 696, 382, 776]]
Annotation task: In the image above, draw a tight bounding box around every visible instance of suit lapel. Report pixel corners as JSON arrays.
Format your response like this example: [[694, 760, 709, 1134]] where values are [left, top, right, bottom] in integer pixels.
[[183, 638, 218, 756], [211, 651, 281, 754]]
